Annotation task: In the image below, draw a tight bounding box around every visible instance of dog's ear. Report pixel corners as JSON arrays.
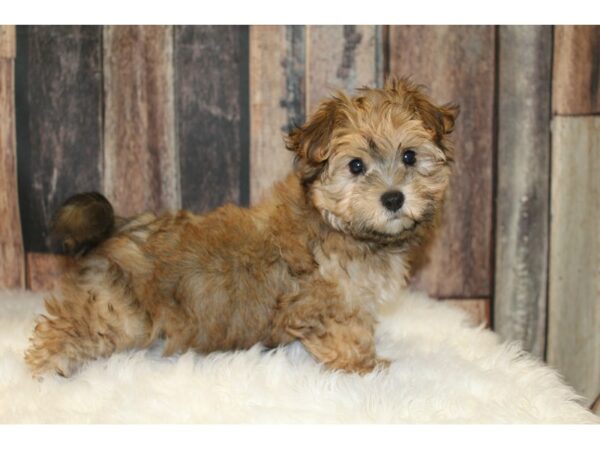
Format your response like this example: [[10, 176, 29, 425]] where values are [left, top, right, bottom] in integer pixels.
[[436, 103, 460, 135], [286, 98, 339, 164], [413, 97, 460, 142], [385, 77, 459, 141]]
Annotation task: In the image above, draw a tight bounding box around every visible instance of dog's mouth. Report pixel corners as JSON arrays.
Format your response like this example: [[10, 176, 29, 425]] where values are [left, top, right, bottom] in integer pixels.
[[321, 208, 424, 245]]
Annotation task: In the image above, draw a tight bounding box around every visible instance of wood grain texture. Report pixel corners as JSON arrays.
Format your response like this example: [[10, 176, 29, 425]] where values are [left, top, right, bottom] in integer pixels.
[[175, 25, 249, 212], [250, 25, 305, 204], [389, 26, 495, 299], [16, 26, 103, 253], [306, 25, 383, 113], [0, 59, 25, 289], [444, 299, 490, 327], [553, 26, 600, 115], [494, 26, 552, 358], [26, 252, 73, 292], [591, 393, 600, 415], [103, 26, 179, 217], [548, 117, 600, 404], [0, 25, 16, 58]]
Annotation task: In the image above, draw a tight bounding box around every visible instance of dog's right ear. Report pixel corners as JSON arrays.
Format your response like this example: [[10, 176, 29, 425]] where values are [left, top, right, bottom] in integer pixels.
[[285, 98, 339, 164]]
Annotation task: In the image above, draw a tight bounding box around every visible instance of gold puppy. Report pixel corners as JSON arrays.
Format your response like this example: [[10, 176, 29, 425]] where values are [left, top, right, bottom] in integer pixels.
[[25, 78, 458, 377]]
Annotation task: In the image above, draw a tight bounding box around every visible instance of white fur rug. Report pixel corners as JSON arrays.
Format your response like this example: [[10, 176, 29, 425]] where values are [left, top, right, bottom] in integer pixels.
[[0, 289, 597, 424]]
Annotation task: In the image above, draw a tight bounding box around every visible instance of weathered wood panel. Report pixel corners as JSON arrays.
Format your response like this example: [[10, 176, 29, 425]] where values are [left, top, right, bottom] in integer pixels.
[[389, 26, 495, 299], [494, 26, 552, 358], [591, 393, 600, 415], [249, 25, 305, 204], [0, 28, 25, 289], [306, 25, 383, 114], [26, 253, 73, 292], [0, 25, 15, 58], [548, 117, 600, 405], [175, 25, 249, 212], [104, 26, 179, 217], [445, 299, 490, 327], [15, 26, 103, 253], [553, 26, 600, 115]]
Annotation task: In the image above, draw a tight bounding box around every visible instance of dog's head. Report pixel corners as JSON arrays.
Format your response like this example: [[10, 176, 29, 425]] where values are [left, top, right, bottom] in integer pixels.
[[286, 78, 459, 244]]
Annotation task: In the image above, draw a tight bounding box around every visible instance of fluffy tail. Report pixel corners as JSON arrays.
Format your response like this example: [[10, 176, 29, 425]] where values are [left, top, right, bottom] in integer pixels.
[[51, 192, 115, 255]]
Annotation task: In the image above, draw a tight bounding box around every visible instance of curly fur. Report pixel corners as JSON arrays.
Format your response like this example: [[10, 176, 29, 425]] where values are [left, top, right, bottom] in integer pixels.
[[25, 79, 460, 377]]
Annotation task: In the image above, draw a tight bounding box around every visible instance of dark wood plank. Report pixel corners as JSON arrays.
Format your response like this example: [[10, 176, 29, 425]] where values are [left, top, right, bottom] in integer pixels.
[[306, 25, 383, 113], [175, 25, 249, 212], [15, 26, 103, 254], [0, 25, 15, 58], [26, 252, 73, 292], [548, 117, 600, 405], [0, 54, 25, 289], [250, 25, 305, 204], [444, 299, 490, 327], [389, 26, 495, 299], [494, 26, 552, 358], [553, 26, 600, 115], [104, 26, 179, 216]]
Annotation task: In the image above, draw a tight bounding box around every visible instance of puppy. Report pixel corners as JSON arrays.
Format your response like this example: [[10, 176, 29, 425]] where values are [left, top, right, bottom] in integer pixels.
[[25, 78, 458, 377]]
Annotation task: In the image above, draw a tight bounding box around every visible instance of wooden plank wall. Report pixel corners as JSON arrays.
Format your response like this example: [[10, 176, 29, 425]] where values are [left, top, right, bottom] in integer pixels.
[[2, 25, 598, 408], [548, 26, 600, 406], [494, 26, 552, 359], [389, 26, 495, 324], [0, 26, 25, 289], [15, 26, 103, 292]]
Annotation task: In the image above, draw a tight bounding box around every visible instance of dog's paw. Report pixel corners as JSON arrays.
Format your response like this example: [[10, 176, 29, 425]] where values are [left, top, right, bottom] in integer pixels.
[[24, 344, 76, 378]]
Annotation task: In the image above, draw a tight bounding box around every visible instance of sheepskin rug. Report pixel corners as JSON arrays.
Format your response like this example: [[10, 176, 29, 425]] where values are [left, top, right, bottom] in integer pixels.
[[0, 289, 597, 424]]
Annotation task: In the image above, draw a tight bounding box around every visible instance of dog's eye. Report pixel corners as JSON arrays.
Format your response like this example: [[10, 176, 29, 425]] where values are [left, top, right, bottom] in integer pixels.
[[402, 149, 417, 166], [348, 158, 365, 175]]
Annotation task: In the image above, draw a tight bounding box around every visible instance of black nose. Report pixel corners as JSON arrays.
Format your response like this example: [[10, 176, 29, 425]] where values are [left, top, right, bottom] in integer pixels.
[[380, 190, 404, 212]]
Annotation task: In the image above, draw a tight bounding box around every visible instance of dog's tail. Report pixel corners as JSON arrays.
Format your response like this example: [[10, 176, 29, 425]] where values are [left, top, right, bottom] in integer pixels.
[[51, 192, 115, 255]]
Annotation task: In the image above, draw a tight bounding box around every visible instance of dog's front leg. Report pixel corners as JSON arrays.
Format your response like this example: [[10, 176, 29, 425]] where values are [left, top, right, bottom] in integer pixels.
[[272, 279, 389, 374]]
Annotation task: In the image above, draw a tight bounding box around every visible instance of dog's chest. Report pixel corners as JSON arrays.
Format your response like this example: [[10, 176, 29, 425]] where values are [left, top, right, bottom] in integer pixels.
[[314, 248, 409, 309]]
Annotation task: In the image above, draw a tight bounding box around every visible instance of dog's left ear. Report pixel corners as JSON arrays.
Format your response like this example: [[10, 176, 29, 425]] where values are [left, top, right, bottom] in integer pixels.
[[416, 99, 460, 142], [436, 103, 460, 135], [286, 97, 340, 164]]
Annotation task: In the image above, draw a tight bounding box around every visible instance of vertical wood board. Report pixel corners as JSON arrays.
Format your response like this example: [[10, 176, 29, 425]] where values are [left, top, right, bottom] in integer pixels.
[[0, 58, 25, 289], [548, 116, 600, 404], [389, 26, 495, 299], [175, 25, 249, 213], [0, 25, 16, 58], [553, 26, 600, 115], [494, 26, 552, 358], [249, 25, 305, 204], [15, 26, 103, 253], [306, 25, 383, 114], [103, 25, 179, 216]]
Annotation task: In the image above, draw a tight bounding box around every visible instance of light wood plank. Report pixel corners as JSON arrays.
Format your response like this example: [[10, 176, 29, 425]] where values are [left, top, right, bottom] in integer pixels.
[[175, 25, 249, 212], [444, 299, 490, 327], [494, 26, 552, 358], [0, 25, 15, 58], [548, 117, 600, 404], [306, 25, 383, 114], [103, 25, 179, 217], [389, 26, 495, 299], [15, 26, 103, 254], [553, 26, 600, 115], [249, 25, 305, 204], [0, 59, 25, 288], [591, 393, 600, 415], [26, 253, 73, 292]]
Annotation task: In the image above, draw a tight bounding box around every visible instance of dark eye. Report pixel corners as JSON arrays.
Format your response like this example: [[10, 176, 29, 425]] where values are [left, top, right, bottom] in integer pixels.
[[402, 149, 417, 166], [349, 158, 365, 175]]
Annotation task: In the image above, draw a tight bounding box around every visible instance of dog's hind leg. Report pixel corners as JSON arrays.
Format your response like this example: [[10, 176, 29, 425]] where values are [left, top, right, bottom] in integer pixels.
[[25, 255, 154, 378]]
